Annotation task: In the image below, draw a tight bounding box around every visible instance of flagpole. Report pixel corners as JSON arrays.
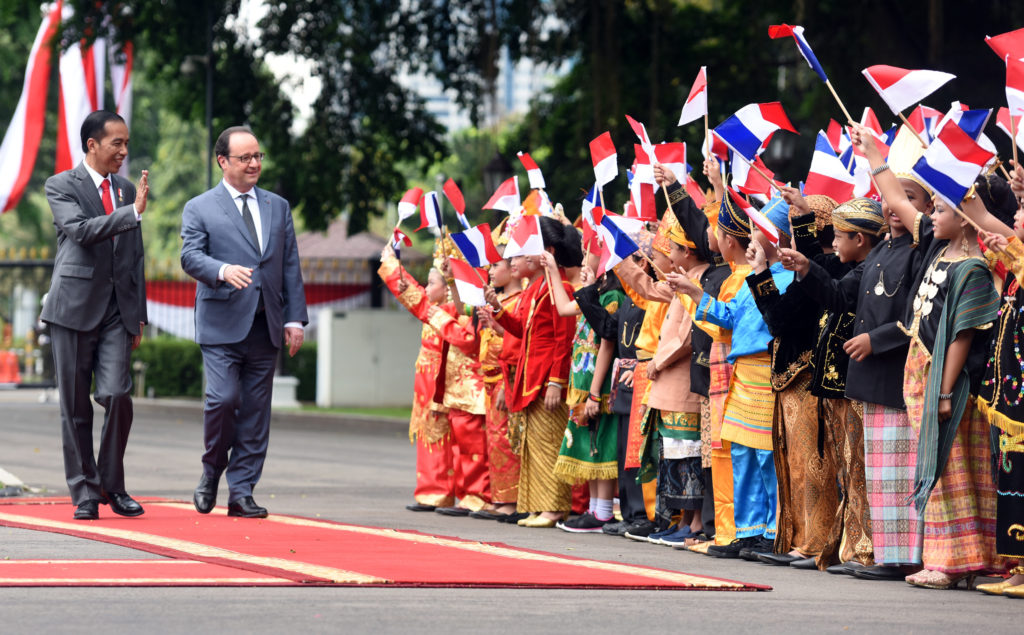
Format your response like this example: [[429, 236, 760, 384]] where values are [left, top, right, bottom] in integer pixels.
[[1011, 114, 1021, 170], [897, 112, 929, 148], [824, 79, 854, 124], [705, 67, 712, 158]]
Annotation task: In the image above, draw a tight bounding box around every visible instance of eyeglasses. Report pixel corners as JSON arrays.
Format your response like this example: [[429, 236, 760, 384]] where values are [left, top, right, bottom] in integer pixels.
[[227, 152, 265, 164]]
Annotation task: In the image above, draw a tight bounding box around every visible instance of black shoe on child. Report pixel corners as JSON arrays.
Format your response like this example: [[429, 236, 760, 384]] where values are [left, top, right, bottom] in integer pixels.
[[739, 535, 775, 561], [623, 520, 658, 541], [557, 512, 609, 533], [706, 537, 756, 559]]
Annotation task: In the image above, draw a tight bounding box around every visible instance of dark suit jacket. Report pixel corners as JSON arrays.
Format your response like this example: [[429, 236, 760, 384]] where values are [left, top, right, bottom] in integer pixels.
[[180, 183, 308, 348], [41, 163, 146, 334]]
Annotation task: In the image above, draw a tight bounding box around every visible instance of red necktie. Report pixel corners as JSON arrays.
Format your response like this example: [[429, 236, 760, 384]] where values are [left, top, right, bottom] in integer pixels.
[[100, 179, 114, 214]]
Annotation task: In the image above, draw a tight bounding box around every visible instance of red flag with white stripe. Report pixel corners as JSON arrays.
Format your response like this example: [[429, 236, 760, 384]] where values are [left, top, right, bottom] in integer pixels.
[[861, 65, 955, 115], [109, 42, 132, 177], [590, 131, 618, 187], [517, 151, 546, 190], [483, 176, 521, 213], [57, 5, 107, 173], [0, 3, 61, 212], [678, 67, 708, 126]]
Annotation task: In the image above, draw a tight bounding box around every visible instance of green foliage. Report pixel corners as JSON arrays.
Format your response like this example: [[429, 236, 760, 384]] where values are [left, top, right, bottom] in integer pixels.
[[131, 336, 204, 398], [278, 341, 317, 402]]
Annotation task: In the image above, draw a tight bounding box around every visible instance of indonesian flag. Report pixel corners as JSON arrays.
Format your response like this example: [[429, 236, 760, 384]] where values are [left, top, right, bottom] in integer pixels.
[[502, 215, 545, 258], [416, 191, 443, 231], [996, 107, 1024, 151], [448, 258, 488, 307], [859, 107, 891, 159], [56, 2, 107, 173], [625, 114, 655, 162], [653, 142, 689, 187], [108, 42, 133, 177], [911, 121, 995, 210], [0, 2, 61, 212], [442, 178, 469, 229], [1007, 55, 1024, 115], [627, 181, 657, 222], [517, 151, 546, 190], [768, 24, 829, 83], [727, 187, 779, 244], [685, 175, 707, 208], [732, 155, 778, 197], [804, 131, 856, 203], [713, 102, 797, 162], [589, 131, 618, 187], [597, 212, 643, 276], [392, 228, 412, 260], [861, 65, 955, 115], [483, 176, 520, 213], [397, 187, 424, 221], [678, 66, 708, 126], [987, 28, 1024, 63], [581, 219, 602, 254], [632, 144, 656, 185], [906, 104, 943, 142], [825, 119, 848, 154], [450, 223, 501, 268]]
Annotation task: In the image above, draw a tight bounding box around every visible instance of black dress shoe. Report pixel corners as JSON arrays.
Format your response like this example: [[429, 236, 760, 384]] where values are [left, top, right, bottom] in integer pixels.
[[757, 552, 805, 566], [227, 496, 268, 518], [789, 556, 819, 570], [73, 499, 99, 520], [435, 506, 472, 516], [103, 492, 144, 517], [405, 503, 436, 512], [853, 564, 915, 580], [826, 561, 867, 575], [739, 536, 775, 561], [499, 512, 530, 524], [193, 475, 218, 514], [469, 509, 507, 520]]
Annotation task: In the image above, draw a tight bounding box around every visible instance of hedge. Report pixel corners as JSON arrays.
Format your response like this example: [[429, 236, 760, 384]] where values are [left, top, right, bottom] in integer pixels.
[[131, 336, 317, 401]]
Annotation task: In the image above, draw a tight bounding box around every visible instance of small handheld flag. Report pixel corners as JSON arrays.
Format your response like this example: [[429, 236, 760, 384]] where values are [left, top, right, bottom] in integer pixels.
[[448, 258, 489, 307], [861, 65, 955, 115], [450, 223, 502, 268], [911, 122, 995, 209], [580, 183, 602, 228], [986, 28, 1024, 63], [804, 131, 856, 203], [727, 187, 779, 244], [597, 213, 643, 275], [678, 66, 708, 126], [397, 187, 423, 222], [768, 24, 828, 82], [714, 102, 797, 162], [589, 131, 618, 187], [442, 178, 469, 229], [416, 191, 443, 231], [502, 215, 545, 258], [517, 151, 546, 190], [392, 228, 412, 260], [483, 176, 521, 213]]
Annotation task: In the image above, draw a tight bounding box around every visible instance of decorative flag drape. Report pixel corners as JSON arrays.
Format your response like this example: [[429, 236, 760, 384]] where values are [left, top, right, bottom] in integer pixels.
[[56, 2, 107, 174], [109, 42, 132, 177], [0, 2, 62, 213]]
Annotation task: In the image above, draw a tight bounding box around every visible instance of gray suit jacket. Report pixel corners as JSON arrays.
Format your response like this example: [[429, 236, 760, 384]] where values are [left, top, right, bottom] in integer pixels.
[[41, 163, 146, 334], [180, 183, 307, 348]]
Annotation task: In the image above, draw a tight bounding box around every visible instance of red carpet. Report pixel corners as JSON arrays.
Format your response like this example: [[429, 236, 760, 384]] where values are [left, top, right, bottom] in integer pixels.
[[0, 498, 770, 590]]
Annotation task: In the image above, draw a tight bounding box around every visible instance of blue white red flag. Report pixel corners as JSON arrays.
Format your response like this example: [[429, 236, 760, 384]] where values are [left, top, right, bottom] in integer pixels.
[[450, 223, 502, 268], [416, 191, 444, 231], [713, 102, 797, 162], [443, 178, 469, 229], [597, 213, 643, 275], [804, 131, 856, 203], [580, 183, 602, 229], [768, 24, 829, 82], [911, 122, 995, 209], [727, 187, 780, 245]]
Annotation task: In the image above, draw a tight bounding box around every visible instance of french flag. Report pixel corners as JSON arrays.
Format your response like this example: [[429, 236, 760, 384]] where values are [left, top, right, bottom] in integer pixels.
[[392, 228, 412, 260], [911, 122, 995, 210], [653, 142, 689, 187], [714, 102, 797, 161], [987, 28, 1024, 63], [0, 3, 61, 213], [443, 178, 469, 229], [397, 187, 423, 222], [517, 151, 546, 190], [996, 107, 1024, 150], [597, 213, 643, 275], [416, 191, 444, 231], [502, 215, 545, 258], [590, 131, 618, 187], [448, 258, 488, 307], [580, 183, 602, 229], [768, 24, 829, 83], [483, 176, 521, 213], [450, 223, 502, 268], [804, 131, 856, 203], [934, 104, 991, 142], [861, 65, 955, 115], [678, 66, 708, 126], [727, 187, 780, 244]]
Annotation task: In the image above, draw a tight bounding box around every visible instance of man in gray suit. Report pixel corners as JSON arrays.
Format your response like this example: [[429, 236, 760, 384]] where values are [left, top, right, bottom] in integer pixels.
[[41, 110, 149, 520], [180, 126, 307, 518]]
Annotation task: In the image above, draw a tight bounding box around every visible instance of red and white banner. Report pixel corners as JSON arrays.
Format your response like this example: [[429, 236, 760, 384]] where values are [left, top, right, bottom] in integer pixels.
[[109, 41, 133, 177], [56, 2, 106, 173], [0, 2, 62, 213]]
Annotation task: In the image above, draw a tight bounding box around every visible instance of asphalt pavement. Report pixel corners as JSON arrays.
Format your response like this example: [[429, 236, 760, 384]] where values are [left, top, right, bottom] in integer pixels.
[[0, 389, 1019, 634]]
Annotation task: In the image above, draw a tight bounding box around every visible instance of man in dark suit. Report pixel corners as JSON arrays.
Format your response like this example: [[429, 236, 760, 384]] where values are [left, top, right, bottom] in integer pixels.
[[180, 126, 307, 518], [41, 110, 149, 520]]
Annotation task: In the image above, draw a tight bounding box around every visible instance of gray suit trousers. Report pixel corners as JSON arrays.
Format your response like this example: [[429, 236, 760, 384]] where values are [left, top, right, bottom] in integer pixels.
[[50, 296, 134, 505]]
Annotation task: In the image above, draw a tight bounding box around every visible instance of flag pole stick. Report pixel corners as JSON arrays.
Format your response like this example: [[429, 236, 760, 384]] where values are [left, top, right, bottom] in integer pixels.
[[898, 112, 929, 148], [1011, 114, 1020, 171], [642, 253, 667, 279], [824, 79, 854, 124], [704, 67, 712, 158]]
